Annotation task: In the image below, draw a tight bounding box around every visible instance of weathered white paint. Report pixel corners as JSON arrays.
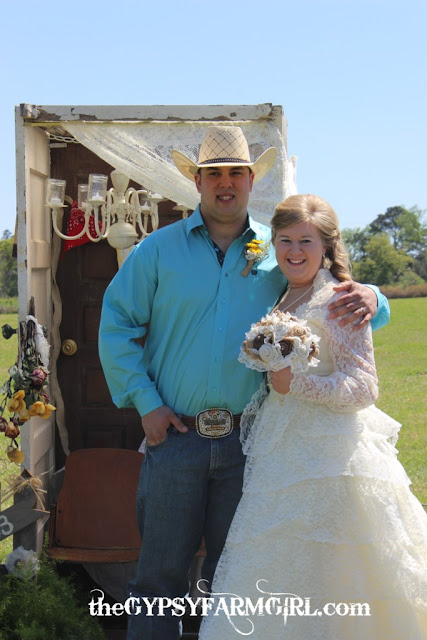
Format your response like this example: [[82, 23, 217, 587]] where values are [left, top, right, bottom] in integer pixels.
[[15, 109, 55, 551], [15, 108, 28, 322], [21, 103, 281, 123], [271, 105, 287, 151]]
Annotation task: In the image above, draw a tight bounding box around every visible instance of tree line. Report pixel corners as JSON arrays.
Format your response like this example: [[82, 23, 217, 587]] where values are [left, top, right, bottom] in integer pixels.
[[0, 205, 426, 298], [342, 205, 426, 287], [0, 230, 17, 298]]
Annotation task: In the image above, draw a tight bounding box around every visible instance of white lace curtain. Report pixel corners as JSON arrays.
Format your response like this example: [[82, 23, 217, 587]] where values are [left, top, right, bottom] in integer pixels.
[[66, 120, 297, 226]]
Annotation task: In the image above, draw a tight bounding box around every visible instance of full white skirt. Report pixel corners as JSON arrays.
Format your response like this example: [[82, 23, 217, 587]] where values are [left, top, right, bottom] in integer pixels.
[[199, 391, 427, 639]]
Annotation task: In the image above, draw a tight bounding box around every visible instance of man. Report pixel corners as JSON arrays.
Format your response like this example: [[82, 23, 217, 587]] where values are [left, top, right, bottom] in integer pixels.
[[98, 126, 389, 639]]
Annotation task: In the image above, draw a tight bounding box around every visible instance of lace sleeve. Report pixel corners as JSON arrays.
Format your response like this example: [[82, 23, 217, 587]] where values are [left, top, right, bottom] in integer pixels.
[[289, 313, 379, 412]]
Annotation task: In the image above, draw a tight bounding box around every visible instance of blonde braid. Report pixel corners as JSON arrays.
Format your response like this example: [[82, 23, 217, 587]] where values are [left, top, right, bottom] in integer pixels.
[[325, 230, 352, 282]]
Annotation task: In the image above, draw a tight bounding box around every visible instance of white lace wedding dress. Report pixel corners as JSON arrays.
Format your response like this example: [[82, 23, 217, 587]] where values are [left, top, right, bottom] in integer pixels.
[[199, 269, 427, 640]]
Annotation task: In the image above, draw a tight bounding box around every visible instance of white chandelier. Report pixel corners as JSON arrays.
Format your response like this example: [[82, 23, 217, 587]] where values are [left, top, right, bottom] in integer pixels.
[[45, 170, 165, 249]]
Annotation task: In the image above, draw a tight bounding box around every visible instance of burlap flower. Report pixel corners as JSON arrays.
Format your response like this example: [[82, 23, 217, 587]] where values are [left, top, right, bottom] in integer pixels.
[[239, 311, 320, 373]]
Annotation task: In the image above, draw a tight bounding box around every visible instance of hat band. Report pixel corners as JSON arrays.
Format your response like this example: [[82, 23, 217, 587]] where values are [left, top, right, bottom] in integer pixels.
[[198, 157, 250, 165]]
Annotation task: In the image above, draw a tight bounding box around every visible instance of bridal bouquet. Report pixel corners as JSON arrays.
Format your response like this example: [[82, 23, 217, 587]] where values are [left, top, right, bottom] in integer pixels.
[[239, 311, 320, 373]]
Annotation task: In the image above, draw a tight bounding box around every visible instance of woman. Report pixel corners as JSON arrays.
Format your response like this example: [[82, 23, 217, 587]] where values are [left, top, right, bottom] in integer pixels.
[[199, 194, 427, 639]]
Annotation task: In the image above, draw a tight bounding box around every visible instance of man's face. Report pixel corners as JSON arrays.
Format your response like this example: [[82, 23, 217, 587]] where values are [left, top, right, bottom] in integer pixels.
[[194, 166, 255, 226]]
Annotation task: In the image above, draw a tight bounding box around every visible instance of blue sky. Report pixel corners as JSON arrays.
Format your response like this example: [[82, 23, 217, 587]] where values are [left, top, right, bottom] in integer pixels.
[[1, 0, 426, 234]]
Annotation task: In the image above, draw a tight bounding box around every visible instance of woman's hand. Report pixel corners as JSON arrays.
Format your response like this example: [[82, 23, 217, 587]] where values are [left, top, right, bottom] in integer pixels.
[[270, 367, 294, 395]]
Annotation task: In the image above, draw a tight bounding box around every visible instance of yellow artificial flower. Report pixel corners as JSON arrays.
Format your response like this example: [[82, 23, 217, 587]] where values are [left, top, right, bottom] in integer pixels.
[[28, 401, 46, 417], [241, 239, 270, 276], [7, 390, 26, 415], [17, 410, 31, 423], [42, 404, 56, 419], [28, 401, 56, 419], [7, 446, 25, 465]]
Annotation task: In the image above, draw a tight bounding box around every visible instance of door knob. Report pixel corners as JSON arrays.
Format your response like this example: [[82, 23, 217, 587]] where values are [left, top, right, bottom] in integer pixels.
[[61, 339, 78, 356]]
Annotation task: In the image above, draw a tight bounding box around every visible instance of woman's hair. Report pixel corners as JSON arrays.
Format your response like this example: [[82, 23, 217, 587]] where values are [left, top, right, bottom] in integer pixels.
[[271, 194, 352, 282]]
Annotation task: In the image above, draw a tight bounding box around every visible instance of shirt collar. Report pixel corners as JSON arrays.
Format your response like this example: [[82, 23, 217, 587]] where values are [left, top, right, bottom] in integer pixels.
[[185, 204, 269, 241], [185, 205, 205, 236]]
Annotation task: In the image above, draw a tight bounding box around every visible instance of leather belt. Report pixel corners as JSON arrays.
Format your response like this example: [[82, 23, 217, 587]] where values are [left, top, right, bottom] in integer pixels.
[[179, 409, 241, 438]]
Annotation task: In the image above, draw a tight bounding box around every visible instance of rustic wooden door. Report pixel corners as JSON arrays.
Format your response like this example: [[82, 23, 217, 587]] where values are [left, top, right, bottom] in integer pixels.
[[51, 143, 182, 466], [55, 240, 142, 458]]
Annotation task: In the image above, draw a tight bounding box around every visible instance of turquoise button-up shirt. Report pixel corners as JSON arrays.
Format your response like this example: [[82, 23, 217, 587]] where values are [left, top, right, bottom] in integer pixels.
[[98, 206, 389, 418]]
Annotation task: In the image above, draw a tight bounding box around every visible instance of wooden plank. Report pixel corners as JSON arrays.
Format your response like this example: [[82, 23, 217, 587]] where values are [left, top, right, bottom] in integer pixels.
[[15, 106, 28, 323], [20, 103, 276, 123], [47, 547, 140, 563], [14, 120, 54, 553], [0, 495, 47, 541], [30, 240, 51, 269]]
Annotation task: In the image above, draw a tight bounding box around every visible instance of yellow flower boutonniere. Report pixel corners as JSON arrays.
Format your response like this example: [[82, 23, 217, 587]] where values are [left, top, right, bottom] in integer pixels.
[[241, 239, 269, 277]]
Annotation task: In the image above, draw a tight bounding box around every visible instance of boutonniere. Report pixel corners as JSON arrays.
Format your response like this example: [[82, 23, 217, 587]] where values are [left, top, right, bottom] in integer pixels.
[[241, 239, 269, 277]]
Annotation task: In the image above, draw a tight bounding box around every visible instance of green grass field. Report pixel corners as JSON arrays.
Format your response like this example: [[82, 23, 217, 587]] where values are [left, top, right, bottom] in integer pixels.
[[373, 297, 427, 503], [0, 300, 425, 563], [0, 313, 19, 561], [0, 297, 18, 314]]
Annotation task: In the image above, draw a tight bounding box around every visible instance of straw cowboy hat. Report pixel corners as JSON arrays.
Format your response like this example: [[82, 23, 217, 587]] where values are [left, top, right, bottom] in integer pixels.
[[171, 126, 277, 183]]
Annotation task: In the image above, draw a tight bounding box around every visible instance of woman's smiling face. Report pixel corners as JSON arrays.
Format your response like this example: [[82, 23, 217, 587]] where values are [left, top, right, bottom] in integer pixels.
[[273, 221, 326, 287]]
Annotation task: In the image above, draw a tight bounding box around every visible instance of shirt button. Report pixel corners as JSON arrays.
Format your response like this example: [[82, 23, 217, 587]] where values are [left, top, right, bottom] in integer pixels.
[[225, 273, 229, 277], [212, 387, 217, 392], [218, 327, 223, 332]]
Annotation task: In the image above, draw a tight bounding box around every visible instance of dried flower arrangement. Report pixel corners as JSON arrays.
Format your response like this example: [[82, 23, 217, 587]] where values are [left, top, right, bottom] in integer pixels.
[[1, 310, 55, 465]]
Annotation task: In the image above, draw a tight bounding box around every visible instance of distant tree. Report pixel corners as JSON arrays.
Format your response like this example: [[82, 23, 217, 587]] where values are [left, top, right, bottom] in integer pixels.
[[352, 234, 412, 286], [368, 206, 405, 245], [0, 232, 18, 297], [344, 206, 427, 286], [342, 227, 370, 262], [413, 247, 427, 281], [368, 206, 427, 257]]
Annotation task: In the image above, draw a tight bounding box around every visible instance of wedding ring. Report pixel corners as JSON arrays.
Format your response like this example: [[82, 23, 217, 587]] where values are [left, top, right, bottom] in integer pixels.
[[360, 306, 367, 315]]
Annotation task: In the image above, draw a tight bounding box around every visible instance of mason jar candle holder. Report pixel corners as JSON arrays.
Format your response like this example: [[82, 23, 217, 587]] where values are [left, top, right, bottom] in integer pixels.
[[137, 189, 151, 214], [77, 184, 89, 210], [46, 178, 66, 208], [88, 174, 108, 204]]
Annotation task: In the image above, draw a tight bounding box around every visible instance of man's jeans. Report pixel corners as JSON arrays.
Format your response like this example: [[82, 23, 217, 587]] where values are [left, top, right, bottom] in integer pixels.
[[126, 426, 246, 640]]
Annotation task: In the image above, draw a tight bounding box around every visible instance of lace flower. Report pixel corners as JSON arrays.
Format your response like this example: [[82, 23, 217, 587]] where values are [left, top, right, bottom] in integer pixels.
[[5, 546, 40, 579], [239, 310, 320, 373]]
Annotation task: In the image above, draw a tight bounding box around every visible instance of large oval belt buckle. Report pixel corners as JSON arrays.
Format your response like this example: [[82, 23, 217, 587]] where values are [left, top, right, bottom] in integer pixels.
[[196, 408, 233, 438]]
